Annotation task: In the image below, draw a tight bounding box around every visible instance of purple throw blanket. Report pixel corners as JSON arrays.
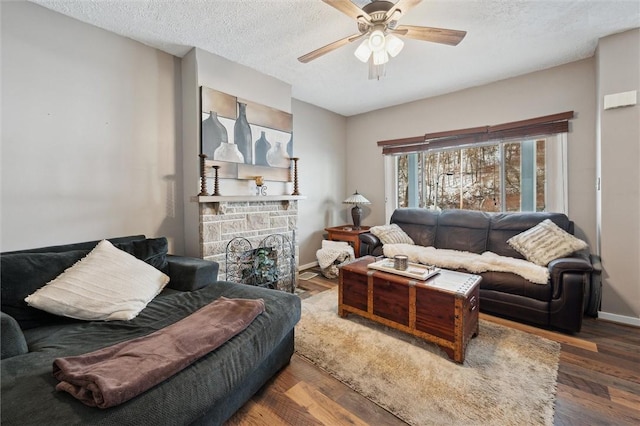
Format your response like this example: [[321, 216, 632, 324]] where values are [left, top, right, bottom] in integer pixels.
[[53, 297, 265, 408]]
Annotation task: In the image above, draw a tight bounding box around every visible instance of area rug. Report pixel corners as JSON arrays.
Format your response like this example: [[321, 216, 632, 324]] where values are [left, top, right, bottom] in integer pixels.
[[295, 288, 560, 425]]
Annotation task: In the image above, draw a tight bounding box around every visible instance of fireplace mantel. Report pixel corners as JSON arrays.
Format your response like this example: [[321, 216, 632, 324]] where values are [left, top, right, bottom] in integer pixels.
[[192, 195, 306, 213], [193, 195, 306, 203]]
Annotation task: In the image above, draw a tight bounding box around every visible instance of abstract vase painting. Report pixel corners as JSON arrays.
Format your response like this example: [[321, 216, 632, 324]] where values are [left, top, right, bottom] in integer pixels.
[[234, 102, 252, 165], [200, 86, 293, 182], [201, 111, 228, 160], [254, 131, 270, 167]]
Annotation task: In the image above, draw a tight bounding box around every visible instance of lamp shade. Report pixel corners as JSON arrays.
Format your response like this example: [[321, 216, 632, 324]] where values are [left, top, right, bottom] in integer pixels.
[[372, 49, 389, 66], [354, 39, 372, 63], [343, 191, 371, 205], [369, 29, 386, 52], [385, 34, 404, 57], [343, 191, 370, 230]]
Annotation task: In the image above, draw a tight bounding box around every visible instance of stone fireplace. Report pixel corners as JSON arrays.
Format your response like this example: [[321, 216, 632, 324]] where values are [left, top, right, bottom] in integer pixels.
[[197, 195, 303, 281]]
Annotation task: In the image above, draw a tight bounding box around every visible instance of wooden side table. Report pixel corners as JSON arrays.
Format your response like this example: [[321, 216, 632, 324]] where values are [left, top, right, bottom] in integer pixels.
[[324, 225, 371, 258]]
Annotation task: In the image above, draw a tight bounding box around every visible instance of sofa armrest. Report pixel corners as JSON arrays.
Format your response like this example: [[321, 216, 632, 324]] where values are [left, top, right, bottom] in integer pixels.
[[166, 255, 219, 292], [359, 232, 383, 257], [548, 252, 593, 294], [1, 311, 28, 359], [547, 252, 592, 332], [584, 254, 602, 317]]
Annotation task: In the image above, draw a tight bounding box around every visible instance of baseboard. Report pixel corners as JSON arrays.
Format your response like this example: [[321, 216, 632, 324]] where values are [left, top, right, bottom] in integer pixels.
[[299, 261, 318, 271], [597, 311, 640, 327]]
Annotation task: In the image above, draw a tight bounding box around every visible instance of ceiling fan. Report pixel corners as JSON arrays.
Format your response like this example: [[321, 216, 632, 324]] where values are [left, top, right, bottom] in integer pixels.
[[298, 0, 466, 78]]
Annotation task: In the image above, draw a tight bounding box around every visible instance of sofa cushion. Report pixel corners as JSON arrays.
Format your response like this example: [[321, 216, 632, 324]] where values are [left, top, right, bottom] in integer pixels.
[[25, 240, 169, 321], [488, 212, 571, 259], [507, 219, 588, 266], [3, 235, 146, 255], [370, 224, 415, 245], [1, 249, 90, 329], [1, 311, 29, 359], [113, 237, 169, 272], [435, 209, 490, 253], [4, 282, 300, 426], [478, 271, 552, 302], [390, 208, 438, 246]]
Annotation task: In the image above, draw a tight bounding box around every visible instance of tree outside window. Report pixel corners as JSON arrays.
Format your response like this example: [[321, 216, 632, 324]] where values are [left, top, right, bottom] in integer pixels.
[[397, 139, 547, 212]]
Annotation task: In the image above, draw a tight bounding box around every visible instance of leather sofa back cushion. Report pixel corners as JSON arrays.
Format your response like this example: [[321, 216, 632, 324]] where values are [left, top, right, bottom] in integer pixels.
[[391, 209, 438, 247], [435, 210, 490, 253], [387, 208, 574, 260]]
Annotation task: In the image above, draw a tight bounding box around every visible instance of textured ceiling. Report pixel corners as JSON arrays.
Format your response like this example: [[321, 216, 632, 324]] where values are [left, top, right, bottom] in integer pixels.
[[29, 0, 640, 116]]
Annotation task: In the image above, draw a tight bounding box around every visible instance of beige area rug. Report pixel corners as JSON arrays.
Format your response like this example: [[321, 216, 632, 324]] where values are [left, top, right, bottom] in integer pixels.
[[295, 288, 560, 426]]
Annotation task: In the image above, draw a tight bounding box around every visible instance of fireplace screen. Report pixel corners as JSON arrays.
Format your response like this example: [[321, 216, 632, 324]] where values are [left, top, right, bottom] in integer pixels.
[[225, 234, 295, 292]]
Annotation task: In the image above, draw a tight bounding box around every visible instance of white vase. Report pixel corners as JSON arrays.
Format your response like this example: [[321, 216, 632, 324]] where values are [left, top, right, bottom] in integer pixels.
[[266, 142, 290, 168], [213, 142, 244, 163]]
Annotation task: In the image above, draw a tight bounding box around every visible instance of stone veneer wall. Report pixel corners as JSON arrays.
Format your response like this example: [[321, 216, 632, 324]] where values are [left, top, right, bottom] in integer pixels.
[[199, 200, 298, 281]]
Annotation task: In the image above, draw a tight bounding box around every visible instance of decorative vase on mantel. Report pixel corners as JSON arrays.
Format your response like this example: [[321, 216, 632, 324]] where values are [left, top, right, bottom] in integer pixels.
[[254, 131, 270, 167], [234, 102, 252, 165], [201, 111, 227, 159]]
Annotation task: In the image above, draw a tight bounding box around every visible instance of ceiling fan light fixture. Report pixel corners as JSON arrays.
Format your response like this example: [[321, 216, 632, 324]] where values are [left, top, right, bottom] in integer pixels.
[[372, 49, 389, 66], [354, 39, 372, 63], [385, 34, 404, 57], [369, 59, 386, 80], [369, 29, 386, 52]]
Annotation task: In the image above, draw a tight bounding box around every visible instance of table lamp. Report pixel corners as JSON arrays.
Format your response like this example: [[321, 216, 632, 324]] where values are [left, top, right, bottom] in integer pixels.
[[343, 190, 371, 230]]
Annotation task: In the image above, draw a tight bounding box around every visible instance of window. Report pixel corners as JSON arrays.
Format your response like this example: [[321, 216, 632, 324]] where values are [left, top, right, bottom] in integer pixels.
[[395, 137, 561, 212], [380, 112, 572, 219]]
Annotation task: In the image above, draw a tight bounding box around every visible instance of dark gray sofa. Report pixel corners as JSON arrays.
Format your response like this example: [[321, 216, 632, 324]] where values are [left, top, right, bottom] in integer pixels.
[[359, 209, 594, 333], [1, 235, 301, 425]]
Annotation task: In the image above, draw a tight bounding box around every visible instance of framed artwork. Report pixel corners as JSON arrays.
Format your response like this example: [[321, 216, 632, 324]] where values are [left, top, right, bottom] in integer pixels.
[[200, 86, 293, 181]]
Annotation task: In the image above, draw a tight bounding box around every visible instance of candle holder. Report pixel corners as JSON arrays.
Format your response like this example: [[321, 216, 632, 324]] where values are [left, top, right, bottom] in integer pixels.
[[290, 157, 300, 196], [254, 176, 267, 196], [211, 165, 221, 196], [198, 154, 209, 196]]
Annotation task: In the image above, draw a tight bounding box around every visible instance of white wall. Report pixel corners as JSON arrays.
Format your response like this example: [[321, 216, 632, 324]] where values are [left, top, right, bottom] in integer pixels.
[[597, 29, 640, 324], [292, 100, 347, 267], [1, 1, 184, 252], [346, 59, 597, 248]]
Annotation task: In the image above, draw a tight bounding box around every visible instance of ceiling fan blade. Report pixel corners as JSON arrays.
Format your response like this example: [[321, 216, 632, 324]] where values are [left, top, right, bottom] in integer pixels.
[[385, 0, 422, 20], [395, 25, 467, 46], [389, 28, 409, 36], [322, 0, 371, 21], [298, 33, 361, 63]]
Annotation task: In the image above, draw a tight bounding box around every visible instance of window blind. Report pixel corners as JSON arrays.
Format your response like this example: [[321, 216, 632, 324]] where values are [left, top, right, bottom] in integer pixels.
[[378, 111, 573, 155]]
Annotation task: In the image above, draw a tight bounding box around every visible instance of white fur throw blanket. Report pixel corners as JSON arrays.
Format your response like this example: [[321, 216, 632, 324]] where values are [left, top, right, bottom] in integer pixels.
[[316, 240, 355, 269], [383, 244, 549, 284]]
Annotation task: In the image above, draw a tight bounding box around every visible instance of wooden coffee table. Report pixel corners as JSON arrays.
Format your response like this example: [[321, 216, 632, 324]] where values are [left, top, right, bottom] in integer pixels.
[[339, 256, 481, 363]]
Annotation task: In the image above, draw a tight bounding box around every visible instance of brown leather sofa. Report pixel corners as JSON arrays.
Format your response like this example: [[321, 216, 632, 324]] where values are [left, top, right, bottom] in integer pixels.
[[359, 208, 594, 333]]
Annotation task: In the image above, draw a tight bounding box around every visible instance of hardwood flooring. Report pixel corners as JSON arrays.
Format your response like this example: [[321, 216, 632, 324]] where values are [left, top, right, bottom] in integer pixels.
[[226, 270, 640, 425]]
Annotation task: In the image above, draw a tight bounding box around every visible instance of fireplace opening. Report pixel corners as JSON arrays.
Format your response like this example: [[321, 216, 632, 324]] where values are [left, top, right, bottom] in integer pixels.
[[225, 234, 295, 292]]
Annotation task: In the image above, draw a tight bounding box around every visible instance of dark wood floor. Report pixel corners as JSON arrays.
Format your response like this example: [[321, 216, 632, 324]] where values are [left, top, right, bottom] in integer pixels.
[[226, 270, 640, 425]]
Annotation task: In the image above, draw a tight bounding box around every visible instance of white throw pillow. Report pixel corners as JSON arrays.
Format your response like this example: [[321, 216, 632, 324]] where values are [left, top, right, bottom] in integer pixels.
[[25, 240, 170, 321], [370, 224, 415, 245], [507, 219, 588, 266]]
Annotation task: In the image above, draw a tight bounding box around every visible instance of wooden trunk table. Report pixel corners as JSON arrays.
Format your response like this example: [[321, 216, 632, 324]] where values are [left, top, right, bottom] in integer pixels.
[[339, 256, 481, 363]]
